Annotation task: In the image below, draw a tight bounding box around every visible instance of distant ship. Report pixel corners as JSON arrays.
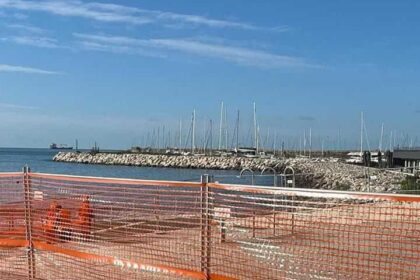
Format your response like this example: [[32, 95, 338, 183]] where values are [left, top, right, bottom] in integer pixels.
[[50, 143, 73, 150]]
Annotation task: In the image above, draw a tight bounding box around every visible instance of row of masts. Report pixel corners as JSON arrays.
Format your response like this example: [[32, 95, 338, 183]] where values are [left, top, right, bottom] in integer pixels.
[[217, 102, 241, 151], [359, 111, 419, 154], [136, 105, 418, 154], [138, 102, 260, 153]]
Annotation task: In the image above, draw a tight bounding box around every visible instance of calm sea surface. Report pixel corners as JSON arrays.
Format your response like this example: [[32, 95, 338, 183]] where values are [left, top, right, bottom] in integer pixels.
[[0, 148, 272, 185]]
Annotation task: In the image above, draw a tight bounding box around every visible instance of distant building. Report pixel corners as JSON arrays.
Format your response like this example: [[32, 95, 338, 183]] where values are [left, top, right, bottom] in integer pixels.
[[393, 149, 420, 170]]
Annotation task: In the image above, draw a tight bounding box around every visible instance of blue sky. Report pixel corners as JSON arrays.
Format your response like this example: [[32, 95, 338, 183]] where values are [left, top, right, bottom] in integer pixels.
[[0, 0, 419, 149]]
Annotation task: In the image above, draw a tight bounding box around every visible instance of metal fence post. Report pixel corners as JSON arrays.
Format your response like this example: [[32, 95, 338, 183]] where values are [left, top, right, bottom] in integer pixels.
[[252, 211, 256, 238], [23, 165, 36, 280], [200, 174, 213, 280]]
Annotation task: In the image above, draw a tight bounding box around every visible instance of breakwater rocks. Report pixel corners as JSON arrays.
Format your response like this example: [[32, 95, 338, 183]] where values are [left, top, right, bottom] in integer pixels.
[[286, 159, 405, 192], [53, 152, 282, 171], [53, 152, 406, 192]]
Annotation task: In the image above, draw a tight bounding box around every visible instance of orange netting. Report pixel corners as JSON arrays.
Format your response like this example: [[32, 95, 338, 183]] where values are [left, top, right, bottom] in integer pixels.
[[0, 172, 419, 280]]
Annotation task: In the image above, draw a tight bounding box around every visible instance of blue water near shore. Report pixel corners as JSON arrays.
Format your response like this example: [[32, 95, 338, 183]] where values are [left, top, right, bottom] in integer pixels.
[[0, 148, 272, 185]]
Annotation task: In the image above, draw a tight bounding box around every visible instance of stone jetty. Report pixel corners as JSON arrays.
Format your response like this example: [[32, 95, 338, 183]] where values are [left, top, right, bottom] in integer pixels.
[[285, 158, 405, 192], [53, 152, 281, 171], [53, 152, 406, 192]]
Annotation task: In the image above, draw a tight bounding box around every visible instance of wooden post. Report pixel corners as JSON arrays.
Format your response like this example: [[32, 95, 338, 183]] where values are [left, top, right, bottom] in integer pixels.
[[23, 166, 36, 280], [200, 175, 212, 279]]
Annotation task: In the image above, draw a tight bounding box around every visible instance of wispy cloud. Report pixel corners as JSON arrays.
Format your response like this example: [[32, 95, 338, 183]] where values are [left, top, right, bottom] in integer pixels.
[[1, 36, 59, 48], [153, 11, 260, 30], [0, 64, 60, 74], [149, 39, 318, 68], [0, 102, 37, 110], [0, 0, 281, 31], [6, 23, 46, 34], [74, 33, 320, 69], [0, 0, 151, 24], [78, 40, 165, 58]]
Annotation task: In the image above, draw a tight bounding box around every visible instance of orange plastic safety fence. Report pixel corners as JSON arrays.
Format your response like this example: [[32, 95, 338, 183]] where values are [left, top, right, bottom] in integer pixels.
[[29, 173, 206, 280], [208, 182, 420, 279], [0, 173, 28, 279], [0, 172, 419, 280]]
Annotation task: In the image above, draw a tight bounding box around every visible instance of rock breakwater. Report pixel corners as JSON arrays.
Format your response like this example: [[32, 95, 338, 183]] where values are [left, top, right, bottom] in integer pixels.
[[53, 152, 406, 192], [286, 159, 405, 192], [53, 152, 282, 171]]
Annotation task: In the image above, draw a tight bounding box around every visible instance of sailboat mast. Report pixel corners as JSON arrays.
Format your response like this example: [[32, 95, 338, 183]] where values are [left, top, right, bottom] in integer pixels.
[[162, 125, 165, 149], [224, 106, 228, 150], [257, 124, 260, 153], [192, 109, 196, 153], [179, 119, 182, 149], [360, 112, 364, 154], [389, 130, 393, 151], [393, 130, 396, 150], [157, 127, 160, 150], [299, 136, 302, 156], [236, 110, 240, 150], [253, 102, 258, 152], [203, 119, 207, 155], [379, 123, 384, 152], [273, 131, 277, 156], [309, 128, 312, 158], [210, 119, 213, 155], [219, 101, 224, 150]]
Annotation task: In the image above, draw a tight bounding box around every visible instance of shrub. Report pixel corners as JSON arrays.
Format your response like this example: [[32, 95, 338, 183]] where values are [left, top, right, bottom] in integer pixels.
[[400, 175, 420, 194]]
